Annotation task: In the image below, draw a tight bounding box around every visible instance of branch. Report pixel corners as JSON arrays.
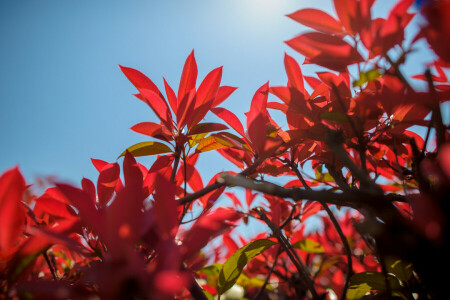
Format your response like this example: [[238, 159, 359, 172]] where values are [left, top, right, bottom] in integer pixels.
[[219, 174, 405, 222], [177, 160, 261, 206], [326, 130, 378, 193]]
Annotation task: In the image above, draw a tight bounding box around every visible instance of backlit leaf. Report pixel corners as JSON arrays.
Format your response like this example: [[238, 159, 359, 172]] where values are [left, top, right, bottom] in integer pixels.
[[292, 239, 325, 253], [189, 122, 229, 136], [178, 50, 198, 103], [217, 239, 277, 295], [119, 141, 173, 158], [287, 8, 344, 35]]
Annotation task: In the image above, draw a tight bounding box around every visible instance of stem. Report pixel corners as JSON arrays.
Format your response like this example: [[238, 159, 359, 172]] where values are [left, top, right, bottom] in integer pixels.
[[326, 130, 376, 193], [425, 69, 446, 148], [170, 149, 181, 183], [253, 247, 282, 300], [289, 163, 353, 300], [43, 251, 58, 280], [254, 207, 320, 300], [385, 54, 414, 93]]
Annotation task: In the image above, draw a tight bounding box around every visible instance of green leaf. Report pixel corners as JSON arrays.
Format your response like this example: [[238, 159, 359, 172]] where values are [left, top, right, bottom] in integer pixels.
[[353, 69, 382, 87], [346, 282, 371, 300], [349, 272, 401, 293], [217, 239, 277, 295], [237, 273, 274, 291], [385, 256, 413, 282], [119, 141, 173, 158], [292, 239, 325, 253], [189, 132, 208, 148], [202, 290, 214, 300], [320, 111, 349, 123]]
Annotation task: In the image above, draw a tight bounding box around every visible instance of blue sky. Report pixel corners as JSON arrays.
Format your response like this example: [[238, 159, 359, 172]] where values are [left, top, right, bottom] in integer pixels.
[[0, 0, 437, 190]]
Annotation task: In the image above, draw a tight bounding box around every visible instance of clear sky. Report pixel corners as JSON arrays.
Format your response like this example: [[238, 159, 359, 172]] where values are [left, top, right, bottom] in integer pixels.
[[0, 0, 436, 189]]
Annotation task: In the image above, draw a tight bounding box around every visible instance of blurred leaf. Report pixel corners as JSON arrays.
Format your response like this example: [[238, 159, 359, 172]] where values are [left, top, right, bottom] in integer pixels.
[[203, 290, 214, 300], [217, 239, 277, 295], [119, 141, 172, 158], [349, 272, 401, 294], [346, 282, 371, 300], [292, 239, 325, 253], [320, 111, 349, 123], [353, 69, 382, 87], [385, 256, 413, 282]]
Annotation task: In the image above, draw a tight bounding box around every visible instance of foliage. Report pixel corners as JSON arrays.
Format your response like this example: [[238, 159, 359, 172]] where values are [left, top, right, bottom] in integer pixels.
[[1, 0, 450, 299]]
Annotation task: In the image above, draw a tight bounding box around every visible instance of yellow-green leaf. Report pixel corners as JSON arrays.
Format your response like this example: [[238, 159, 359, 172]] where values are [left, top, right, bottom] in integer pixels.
[[119, 141, 173, 158], [346, 282, 371, 300], [353, 69, 382, 87], [217, 239, 277, 295], [196, 135, 234, 153], [189, 132, 208, 148], [292, 239, 325, 253], [348, 272, 401, 293], [385, 256, 413, 282]]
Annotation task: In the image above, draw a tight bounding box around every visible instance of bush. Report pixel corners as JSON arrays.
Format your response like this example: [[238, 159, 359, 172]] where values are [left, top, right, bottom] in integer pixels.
[[1, 0, 449, 299]]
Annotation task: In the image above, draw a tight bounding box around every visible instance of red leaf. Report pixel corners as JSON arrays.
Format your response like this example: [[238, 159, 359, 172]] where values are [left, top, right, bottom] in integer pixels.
[[188, 66, 223, 127], [163, 77, 178, 114], [138, 88, 173, 130], [34, 195, 76, 220], [287, 8, 344, 35], [104, 153, 145, 251], [56, 183, 103, 237], [211, 107, 246, 138], [181, 207, 240, 260], [212, 86, 238, 107], [153, 175, 178, 240], [91, 158, 108, 172], [333, 0, 356, 34], [188, 122, 229, 136], [91, 158, 124, 192], [246, 83, 271, 155], [438, 143, 450, 179], [224, 192, 243, 209], [216, 148, 246, 169], [246, 189, 257, 207], [97, 163, 120, 207], [81, 177, 96, 204], [284, 53, 305, 92], [119, 65, 164, 99], [176, 89, 196, 129], [178, 50, 198, 104], [130, 122, 172, 142], [269, 86, 292, 105], [267, 101, 288, 112], [0, 167, 26, 253], [285, 32, 363, 72], [143, 155, 174, 196]]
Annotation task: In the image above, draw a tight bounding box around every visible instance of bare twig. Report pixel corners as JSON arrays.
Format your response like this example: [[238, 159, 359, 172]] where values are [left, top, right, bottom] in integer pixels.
[[253, 247, 282, 300], [425, 69, 446, 148], [254, 207, 320, 299]]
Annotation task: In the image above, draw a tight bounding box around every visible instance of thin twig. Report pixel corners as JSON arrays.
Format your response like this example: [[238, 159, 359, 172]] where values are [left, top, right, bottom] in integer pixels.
[[254, 207, 320, 299], [289, 163, 353, 300], [177, 160, 261, 205], [425, 69, 446, 148], [253, 247, 282, 300], [43, 251, 58, 280]]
